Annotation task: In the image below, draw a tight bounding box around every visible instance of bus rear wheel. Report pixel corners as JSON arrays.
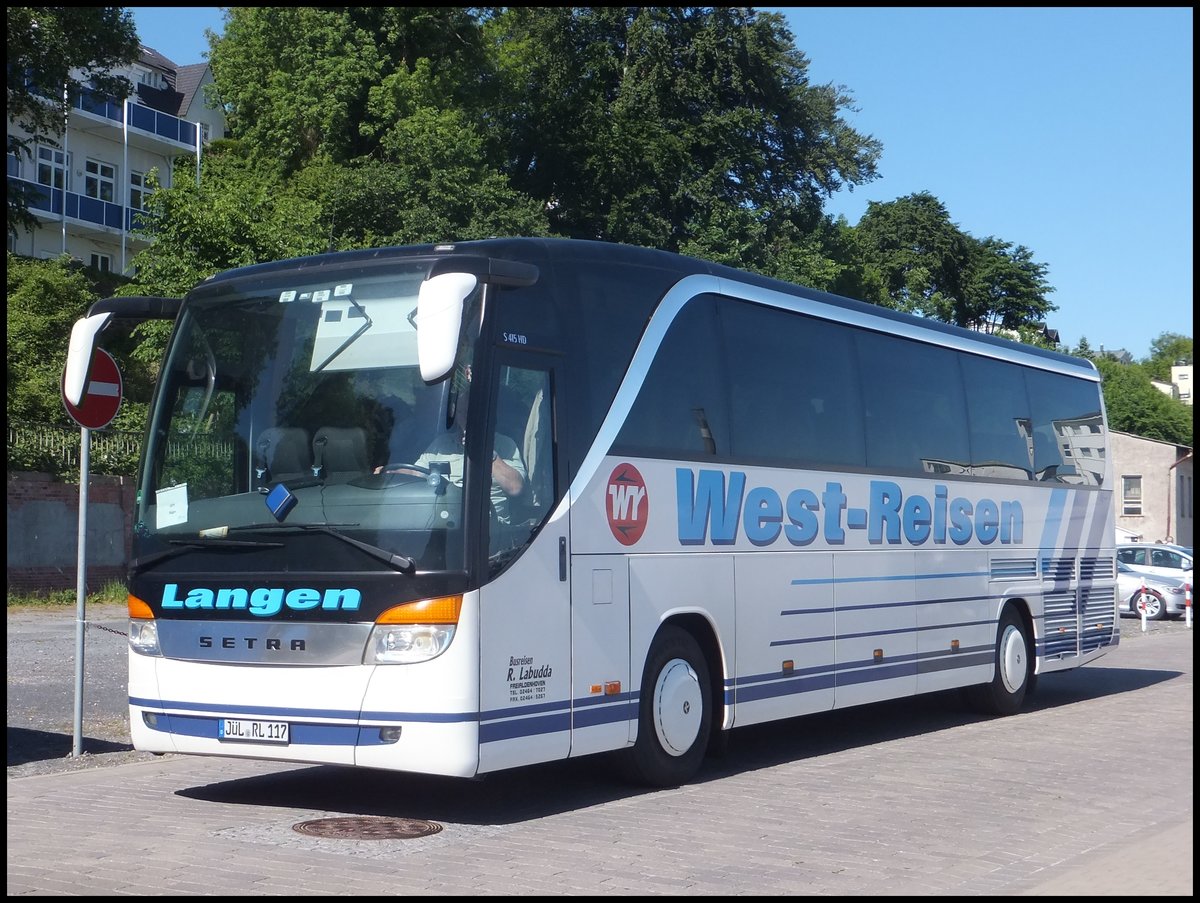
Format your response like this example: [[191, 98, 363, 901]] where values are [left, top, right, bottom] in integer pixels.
[[966, 607, 1032, 717], [622, 626, 711, 787]]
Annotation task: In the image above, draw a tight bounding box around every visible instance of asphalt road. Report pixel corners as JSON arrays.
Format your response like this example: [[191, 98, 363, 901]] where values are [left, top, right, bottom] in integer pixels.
[[7, 605, 1194, 895]]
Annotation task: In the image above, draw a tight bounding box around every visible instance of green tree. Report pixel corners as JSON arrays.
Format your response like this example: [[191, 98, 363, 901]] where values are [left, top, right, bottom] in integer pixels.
[[293, 95, 550, 248], [208, 7, 492, 177], [960, 237, 1055, 333], [487, 6, 882, 265], [854, 192, 970, 317], [129, 143, 326, 296], [6, 253, 94, 426], [6, 7, 140, 238], [1143, 332, 1192, 381], [119, 142, 327, 381], [1095, 357, 1192, 447]]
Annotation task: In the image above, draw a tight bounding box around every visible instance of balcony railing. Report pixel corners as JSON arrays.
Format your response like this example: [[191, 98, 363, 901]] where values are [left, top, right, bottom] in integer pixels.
[[8, 175, 157, 234], [55, 84, 199, 149]]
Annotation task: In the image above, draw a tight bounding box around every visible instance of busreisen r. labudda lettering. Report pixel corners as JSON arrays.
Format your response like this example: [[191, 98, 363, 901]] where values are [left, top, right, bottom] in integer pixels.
[[677, 469, 1024, 547]]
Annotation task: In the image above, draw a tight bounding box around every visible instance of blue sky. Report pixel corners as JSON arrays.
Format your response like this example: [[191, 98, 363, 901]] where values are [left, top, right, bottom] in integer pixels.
[[129, 7, 1193, 359]]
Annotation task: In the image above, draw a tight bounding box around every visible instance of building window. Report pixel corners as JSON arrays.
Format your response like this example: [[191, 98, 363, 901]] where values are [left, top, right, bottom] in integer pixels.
[[89, 253, 113, 273], [85, 159, 116, 202], [136, 67, 163, 89], [130, 171, 148, 210], [7, 152, 19, 178], [1122, 475, 1142, 516], [36, 146, 69, 189]]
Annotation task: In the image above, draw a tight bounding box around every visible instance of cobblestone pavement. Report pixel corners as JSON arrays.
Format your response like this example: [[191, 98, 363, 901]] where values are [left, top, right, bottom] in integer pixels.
[[7, 606, 1193, 895]]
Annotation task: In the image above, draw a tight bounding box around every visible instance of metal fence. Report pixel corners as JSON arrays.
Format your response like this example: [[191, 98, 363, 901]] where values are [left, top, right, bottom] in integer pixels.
[[7, 421, 233, 476]]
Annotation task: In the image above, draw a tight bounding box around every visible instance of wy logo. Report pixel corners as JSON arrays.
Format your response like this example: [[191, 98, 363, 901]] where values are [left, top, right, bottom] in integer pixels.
[[606, 463, 649, 545]]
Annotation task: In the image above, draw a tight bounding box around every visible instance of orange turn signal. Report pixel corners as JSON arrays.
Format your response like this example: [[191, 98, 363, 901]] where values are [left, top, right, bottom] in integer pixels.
[[128, 594, 155, 619], [376, 595, 462, 625]]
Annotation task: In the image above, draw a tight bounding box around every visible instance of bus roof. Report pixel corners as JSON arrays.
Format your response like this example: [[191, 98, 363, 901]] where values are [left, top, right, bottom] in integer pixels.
[[197, 237, 1094, 376]]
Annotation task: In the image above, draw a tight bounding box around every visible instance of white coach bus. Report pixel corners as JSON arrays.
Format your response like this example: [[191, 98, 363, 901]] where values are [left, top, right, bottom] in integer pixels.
[[64, 238, 1117, 786]]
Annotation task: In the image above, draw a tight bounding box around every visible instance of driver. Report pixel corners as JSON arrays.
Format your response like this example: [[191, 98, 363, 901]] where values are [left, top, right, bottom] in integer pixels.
[[410, 426, 526, 523], [374, 367, 527, 523]]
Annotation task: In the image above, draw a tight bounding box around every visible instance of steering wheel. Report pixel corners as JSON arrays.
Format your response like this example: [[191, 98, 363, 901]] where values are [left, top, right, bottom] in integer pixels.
[[376, 462, 433, 476]]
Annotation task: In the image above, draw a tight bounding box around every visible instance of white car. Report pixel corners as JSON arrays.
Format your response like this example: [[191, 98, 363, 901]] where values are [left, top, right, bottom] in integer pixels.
[[1116, 561, 1190, 620], [1116, 543, 1193, 583]]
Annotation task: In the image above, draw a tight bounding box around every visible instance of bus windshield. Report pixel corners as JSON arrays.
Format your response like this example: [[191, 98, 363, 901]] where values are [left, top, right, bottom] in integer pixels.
[[135, 263, 481, 573]]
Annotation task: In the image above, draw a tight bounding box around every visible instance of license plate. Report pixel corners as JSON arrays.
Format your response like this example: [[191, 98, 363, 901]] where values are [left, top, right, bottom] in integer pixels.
[[219, 718, 289, 744]]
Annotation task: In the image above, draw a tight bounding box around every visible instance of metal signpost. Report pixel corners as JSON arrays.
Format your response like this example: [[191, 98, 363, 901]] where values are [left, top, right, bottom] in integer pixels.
[[61, 348, 123, 756]]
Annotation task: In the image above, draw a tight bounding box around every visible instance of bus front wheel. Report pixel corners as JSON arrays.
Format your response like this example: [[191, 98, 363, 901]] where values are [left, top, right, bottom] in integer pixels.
[[965, 607, 1032, 717], [622, 626, 711, 787]]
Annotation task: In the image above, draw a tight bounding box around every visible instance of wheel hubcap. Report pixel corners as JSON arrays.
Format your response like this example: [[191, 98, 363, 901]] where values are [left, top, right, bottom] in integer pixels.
[[653, 658, 702, 756], [999, 624, 1027, 694]]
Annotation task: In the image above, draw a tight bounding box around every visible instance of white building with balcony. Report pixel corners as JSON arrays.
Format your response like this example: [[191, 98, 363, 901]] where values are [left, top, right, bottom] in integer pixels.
[[7, 45, 226, 275]]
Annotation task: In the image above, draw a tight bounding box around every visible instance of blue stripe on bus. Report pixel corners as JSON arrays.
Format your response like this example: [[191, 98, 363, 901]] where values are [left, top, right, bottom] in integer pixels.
[[479, 711, 571, 743], [735, 644, 994, 697], [790, 570, 990, 586], [131, 695, 478, 724], [1038, 488, 1069, 553], [771, 617, 999, 647], [782, 593, 996, 617]]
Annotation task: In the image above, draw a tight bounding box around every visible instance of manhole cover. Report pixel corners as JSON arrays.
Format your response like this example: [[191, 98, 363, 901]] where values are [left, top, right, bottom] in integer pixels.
[[292, 816, 443, 840]]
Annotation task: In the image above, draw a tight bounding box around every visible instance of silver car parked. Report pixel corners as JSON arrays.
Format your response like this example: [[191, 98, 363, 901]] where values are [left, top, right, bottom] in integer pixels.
[[1116, 561, 1190, 620]]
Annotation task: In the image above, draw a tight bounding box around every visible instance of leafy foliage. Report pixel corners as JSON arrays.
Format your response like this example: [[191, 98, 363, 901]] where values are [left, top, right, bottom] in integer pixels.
[[487, 7, 882, 261], [1144, 333, 1192, 382], [6, 253, 146, 476], [6, 253, 95, 425], [1094, 357, 1192, 447]]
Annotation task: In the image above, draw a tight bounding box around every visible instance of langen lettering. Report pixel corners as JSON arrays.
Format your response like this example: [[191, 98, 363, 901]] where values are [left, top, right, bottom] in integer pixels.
[[161, 584, 362, 617]]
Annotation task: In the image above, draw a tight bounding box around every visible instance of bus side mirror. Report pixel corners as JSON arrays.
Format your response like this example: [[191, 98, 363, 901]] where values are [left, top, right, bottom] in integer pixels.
[[63, 312, 113, 405], [64, 295, 182, 404], [416, 272, 478, 383]]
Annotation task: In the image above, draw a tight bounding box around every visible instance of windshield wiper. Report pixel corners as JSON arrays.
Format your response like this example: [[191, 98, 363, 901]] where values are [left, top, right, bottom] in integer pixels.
[[312, 294, 373, 373], [222, 523, 416, 573], [131, 536, 285, 570]]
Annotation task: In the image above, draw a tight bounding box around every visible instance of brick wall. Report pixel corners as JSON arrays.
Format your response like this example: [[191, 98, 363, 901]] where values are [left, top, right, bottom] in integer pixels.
[[6, 472, 135, 595]]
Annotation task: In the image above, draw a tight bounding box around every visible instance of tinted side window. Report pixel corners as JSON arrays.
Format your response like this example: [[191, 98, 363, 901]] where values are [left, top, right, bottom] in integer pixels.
[[720, 301, 865, 469], [615, 295, 728, 459], [1117, 548, 1146, 566], [1150, 549, 1184, 570], [1025, 369, 1105, 485], [856, 330, 970, 476], [960, 354, 1034, 480]]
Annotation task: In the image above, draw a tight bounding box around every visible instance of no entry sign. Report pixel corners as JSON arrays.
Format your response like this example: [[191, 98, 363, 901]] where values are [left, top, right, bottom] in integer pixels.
[[62, 348, 122, 430]]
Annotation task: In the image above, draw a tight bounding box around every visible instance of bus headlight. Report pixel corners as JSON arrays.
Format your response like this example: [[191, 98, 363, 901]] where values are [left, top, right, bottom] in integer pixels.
[[364, 595, 462, 665], [367, 624, 457, 664], [128, 619, 161, 656], [128, 594, 161, 656]]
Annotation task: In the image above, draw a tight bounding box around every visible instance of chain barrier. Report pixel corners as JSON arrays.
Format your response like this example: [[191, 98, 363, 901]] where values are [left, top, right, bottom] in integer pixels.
[[86, 619, 128, 638]]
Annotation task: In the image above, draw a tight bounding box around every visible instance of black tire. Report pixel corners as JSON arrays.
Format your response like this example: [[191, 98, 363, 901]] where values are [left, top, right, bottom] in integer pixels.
[[965, 606, 1033, 716], [621, 626, 712, 787], [1133, 590, 1166, 621]]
